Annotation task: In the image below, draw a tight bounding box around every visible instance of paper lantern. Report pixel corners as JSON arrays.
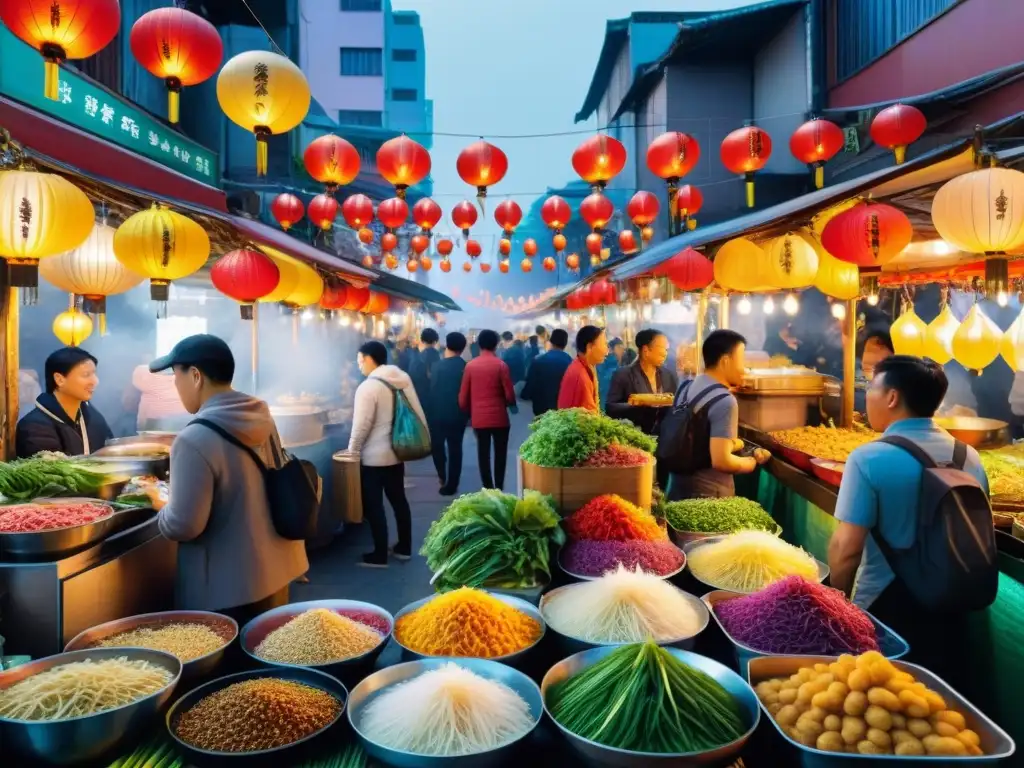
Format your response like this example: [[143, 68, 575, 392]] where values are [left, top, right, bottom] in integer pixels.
[[925, 305, 959, 365], [763, 233, 819, 289], [498, 259, 510, 274], [376, 135, 431, 196], [270, 193, 304, 230], [259, 253, 300, 303], [1000, 308, 1024, 371], [721, 126, 772, 208], [565, 253, 580, 270], [412, 198, 442, 232], [494, 199, 523, 234], [437, 238, 454, 257], [466, 239, 482, 258], [811, 197, 860, 237], [303, 134, 360, 191], [341, 194, 374, 230], [457, 140, 508, 199], [590, 279, 617, 306], [217, 51, 310, 176], [281, 259, 323, 308], [713, 238, 772, 293], [0, 0, 120, 100], [381, 232, 398, 252], [618, 229, 638, 254], [210, 248, 279, 319], [542, 257, 556, 272], [803, 231, 859, 300], [410, 234, 430, 255], [891, 308, 928, 357], [480, 262, 492, 274], [585, 233, 602, 256], [820, 203, 912, 267], [319, 282, 349, 311], [520, 258, 532, 273], [627, 191, 659, 227], [377, 197, 409, 231], [342, 284, 370, 311], [676, 185, 703, 231], [952, 304, 1002, 372], [440, 258, 452, 273], [572, 134, 627, 190], [462, 261, 472, 273], [655, 248, 713, 292], [522, 238, 538, 257], [499, 238, 512, 256], [130, 7, 222, 123], [357, 228, 374, 245], [53, 309, 93, 346], [308, 194, 339, 230], [870, 103, 926, 165], [113, 204, 209, 302], [451, 200, 477, 237], [420, 256, 433, 272], [646, 131, 700, 182], [790, 118, 843, 188], [553, 234, 567, 252], [579, 193, 614, 231]]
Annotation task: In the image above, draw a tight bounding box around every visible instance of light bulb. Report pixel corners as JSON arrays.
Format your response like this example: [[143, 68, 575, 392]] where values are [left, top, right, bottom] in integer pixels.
[[737, 296, 752, 315], [997, 290, 1009, 307], [763, 296, 775, 314], [831, 302, 847, 320], [340, 315, 351, 327], [867, 292, 879, 306], [389, 312, 402, 324], [301, 309, 314, 322], [783, 293, 800, 316]]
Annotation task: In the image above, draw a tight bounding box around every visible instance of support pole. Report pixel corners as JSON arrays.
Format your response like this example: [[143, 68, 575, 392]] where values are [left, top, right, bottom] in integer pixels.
[[251, 302, 260, 395], [1, 279, 19, 460], [841, 297, 857, 427], [695, 291, 709, 374], [720, 293, 730, 330]]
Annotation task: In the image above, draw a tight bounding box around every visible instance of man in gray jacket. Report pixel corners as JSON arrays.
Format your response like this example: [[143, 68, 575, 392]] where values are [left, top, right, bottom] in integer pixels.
[[148, 335, 308, 623]]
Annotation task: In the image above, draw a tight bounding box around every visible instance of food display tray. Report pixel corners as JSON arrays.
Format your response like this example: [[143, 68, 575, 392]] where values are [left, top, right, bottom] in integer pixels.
[[810, 459, 845, 487]]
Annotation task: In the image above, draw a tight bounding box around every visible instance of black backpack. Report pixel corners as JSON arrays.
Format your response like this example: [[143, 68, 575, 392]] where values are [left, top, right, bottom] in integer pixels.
[[192, 419, 322, 541], [874, 436, 998, 613], [656, 380, 730, 475]]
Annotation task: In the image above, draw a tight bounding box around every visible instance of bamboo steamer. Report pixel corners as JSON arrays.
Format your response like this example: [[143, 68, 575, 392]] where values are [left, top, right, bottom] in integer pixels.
[[517, 458, 655, 513]]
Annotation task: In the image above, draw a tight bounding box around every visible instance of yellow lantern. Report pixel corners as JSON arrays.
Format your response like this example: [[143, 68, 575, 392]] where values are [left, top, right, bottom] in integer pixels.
[[258, 249, 300, 304], [811, 197, 860, 238], [924, 305, 959, 365], [891, 308, 928, 356], [216, 51, 311, 176], [282, 259, 324, 308], [53, 309, 93, 347], [804, 230, 859, 300], [1000, 308, 1024, 371], [763, 233, 819, 289], [713, 238, 772, 293], [952, 304, 1002, 372], [0, 169, 95, 291], [113, 204, 210, 301]]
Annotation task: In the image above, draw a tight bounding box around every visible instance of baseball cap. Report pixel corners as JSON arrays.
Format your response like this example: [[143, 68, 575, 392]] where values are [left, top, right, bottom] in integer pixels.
[[149, 334, 235, 382]]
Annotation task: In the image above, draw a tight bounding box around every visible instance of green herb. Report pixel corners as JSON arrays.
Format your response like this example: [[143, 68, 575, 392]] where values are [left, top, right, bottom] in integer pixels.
[[0, 457, 107, 501], [519, 408, 656, 468], [547, 639, 747, 753], [664, 498, 777, 534], [297, 742, 368, 768]]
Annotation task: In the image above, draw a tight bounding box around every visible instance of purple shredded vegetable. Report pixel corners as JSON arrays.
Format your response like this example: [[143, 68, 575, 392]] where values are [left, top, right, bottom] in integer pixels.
[[561, 539, 684, 577], [715, 576, 879, 655]]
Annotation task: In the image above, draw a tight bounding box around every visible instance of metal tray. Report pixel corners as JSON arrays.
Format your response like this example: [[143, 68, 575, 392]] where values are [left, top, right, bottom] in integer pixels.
[[701, 590, 909, 677], [0, 499, 117, 559], [683, 535, 830, 595], [668, 522, 782, 548], [746, 655, 1015, 766]]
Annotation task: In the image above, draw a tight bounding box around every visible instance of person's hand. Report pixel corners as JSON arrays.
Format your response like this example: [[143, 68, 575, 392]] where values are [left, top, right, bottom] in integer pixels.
[[732, 438, 745, 453], [143, 483, 167, 512], [753, 448, 772, 465]]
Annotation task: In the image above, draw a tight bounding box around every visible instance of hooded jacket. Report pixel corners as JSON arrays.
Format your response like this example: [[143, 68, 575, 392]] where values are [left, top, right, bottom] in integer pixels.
[[15, 393, 113, 458], [158, 390, 308, 611], [349, 365, 428, 466]]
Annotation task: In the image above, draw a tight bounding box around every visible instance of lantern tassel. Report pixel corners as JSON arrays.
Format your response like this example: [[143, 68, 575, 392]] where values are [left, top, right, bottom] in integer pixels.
[[44, 59, 59, 101], [687, 217, 698, 231], [168, 90, 180, 124], [894, 145, 907, 164], [814, 164, 824, 189], [99, 313, 107, 337], [745, 174, 755, 208], [476, 191, 487, 217], [254, 127, 271, 176]]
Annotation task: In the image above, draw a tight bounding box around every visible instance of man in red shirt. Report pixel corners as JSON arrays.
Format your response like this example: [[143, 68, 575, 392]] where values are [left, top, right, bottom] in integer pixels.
[[458, 329, 517, 489], [557, 325, 608, 412]]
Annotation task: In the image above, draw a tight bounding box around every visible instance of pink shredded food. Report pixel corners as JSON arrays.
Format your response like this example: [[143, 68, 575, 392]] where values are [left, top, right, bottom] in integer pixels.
[[577, 444, 651, 467], [0, 502, 110, 533], [334, 608, 390, 636]]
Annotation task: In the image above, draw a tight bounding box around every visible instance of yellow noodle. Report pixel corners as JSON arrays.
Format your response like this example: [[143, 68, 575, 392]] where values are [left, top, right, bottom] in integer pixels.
[[688, 531, 818, 593]]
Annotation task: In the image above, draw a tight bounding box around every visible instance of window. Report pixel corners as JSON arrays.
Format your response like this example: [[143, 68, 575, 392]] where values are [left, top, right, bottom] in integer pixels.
[[338, 109, 383, 127], [393, 14, 417, 25], [391, 88, 418, 102], [340, 47, 383, 77], [341, 0, 381, 11], [392, 48, 417, 62]]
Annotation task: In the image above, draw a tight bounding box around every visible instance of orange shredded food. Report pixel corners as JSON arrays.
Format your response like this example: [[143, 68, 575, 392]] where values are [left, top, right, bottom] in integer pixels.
[[394, 587, 541, 658]]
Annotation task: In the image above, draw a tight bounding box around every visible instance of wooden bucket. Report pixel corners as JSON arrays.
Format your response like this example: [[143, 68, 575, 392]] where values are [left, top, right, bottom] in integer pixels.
[[517, 458, 654, 513]]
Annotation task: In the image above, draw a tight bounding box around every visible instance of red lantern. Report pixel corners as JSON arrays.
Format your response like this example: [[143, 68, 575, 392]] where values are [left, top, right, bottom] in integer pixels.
[[270, 193, 304, 231], [384, 253, 399, 270], [579, 193, 614, 231], [1, 0, 121, 101], [523, 238, 538, 257], [420, 256, 433, 271], [521, 258, 533, 273], [381, 232, 398, 252], [572, 134, 627, 190], [721, 125, 773, 208], [870, 103, 926, 165], [456, 140, 508, 199], [358, 228, 374, 245], [129, 7, 222, 124], [543, 257, 556, 272], [627, 191, 659, 227], [376, 135, 431, 196], [591, 279, 617, 306], [377, 197, 409, 230], [618, 229, 638, 254], [319, 282, 349, 311], [466, 239, 482, 258], [210, 248, 279, 319], [480, 262, 493, 274], [410, 234, 429, 254], [440, 259, 452, 273], [566, 253, 580, 271], [577, 283, 593, 306], [462, 261, 472, 273], [363, 292, 390, 315], [494, 199, 523, 234], [821, 202, 913, 267], [304, 134, 360, 191], [653, 248, 713, 291], [676, 185, 704, 230], [437, 238, 454, 257], [412, 197, 442, 232], [342, 193, 374, 229], [361, 254, 374, 267], [790, 118, 843, 189], [407, 259, 419, 273], [586, 233, 603, 256], [498, 260, 510, 274], [541, 195, 572, 231], [343, 285, 370, 311], [499, 238, 512, 257], [646, 132, 700, 181], [553, 233, 567, 253], [308, 194, 338, 230], [451, 200, 478, 237]]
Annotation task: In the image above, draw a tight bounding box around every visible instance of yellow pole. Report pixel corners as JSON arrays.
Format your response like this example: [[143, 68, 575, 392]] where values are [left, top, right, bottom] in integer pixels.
[[841, 297, 857, 427], [695, 292, 708, 374], [720, 293, 730, 330]]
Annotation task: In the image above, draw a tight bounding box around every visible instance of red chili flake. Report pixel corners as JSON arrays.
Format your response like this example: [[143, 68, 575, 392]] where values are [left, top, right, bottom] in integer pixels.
[[564, 494, 666, 542], [334, 609, 390, 636]]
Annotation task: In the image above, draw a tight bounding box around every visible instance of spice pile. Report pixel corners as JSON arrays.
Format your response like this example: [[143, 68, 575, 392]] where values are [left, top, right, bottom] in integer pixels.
[[715, 576, 879, 655], [0, 457, 108, 501], [255, 609, 383, 665], [665, 497, 777, 535], [577, 444, 651, 468], [174, 678, 341, 753], [394, 588, 541, 658], [756, 651, 985, 756], [519, 408, 656, 468], [96, 622, 229, 662], [561, 539, 684, 578], [0, 501, 110, 533], [565, 495, 666, 542], [687, 531, 819, 593], [335, 609, 391, 636]]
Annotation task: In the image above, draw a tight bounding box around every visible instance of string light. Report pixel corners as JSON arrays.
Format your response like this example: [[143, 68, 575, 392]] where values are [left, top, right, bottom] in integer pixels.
[[339, 314, 351, 327], [997, 290, 1009, 307], [831, 302, 847, 320], [737, 295, 752, 315], [783, 293, 800, 316], [867, 292, 880, 306], [763, 296, 775, 314], [300, 308, 314, 322]]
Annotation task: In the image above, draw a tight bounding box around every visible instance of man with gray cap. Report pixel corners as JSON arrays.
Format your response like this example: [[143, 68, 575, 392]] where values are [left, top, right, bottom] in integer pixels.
[[147, 334, 308, 624]]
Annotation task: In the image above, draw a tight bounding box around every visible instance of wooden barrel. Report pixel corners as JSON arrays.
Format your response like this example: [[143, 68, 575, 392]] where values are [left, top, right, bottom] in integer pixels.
[[517, 458, 654, 513]]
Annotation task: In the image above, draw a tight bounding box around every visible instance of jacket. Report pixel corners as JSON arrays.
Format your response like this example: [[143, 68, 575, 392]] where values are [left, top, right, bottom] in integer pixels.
[[521, 349, 572, 417], [409, 346, 441, 417], [558, 357, 599, 412], [502, 346, 527, 384], [15, 393, 113, 458], [596, 354, 620, 412], [428, 355, 468, 428], [348, 365, 428, 466], [459, 350, 515, 429], [158, 390, 308, 611], [605, 361, 680, 434]]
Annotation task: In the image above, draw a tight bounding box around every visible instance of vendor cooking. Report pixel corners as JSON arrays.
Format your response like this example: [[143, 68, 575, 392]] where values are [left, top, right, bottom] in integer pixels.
[[15, 346, 113, 458]]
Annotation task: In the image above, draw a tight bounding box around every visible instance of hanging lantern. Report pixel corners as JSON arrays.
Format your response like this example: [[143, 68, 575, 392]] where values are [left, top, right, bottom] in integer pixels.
[[494, 199, 523, 235], [542, 195, 571, 254], [466, 240, 482, 258], [0, 0, 120, 100], [565, 253, 580, 271], [462, 261, 472, 273], [565, 291, 580, 311], [820, 202, 913, 267], [925, 305, 960, 365], [456, 140, 508, 204], [412, 198, 442, 233], [870, 103, 926, 165], [572, 134, 627, 191], [523, 238, 538, 257], [210, 248, 280, 319], [713, 238, 772, 293], [891, 307, 928, 357], [377, 197, 409, 230], [341, 193, 375, 230], [130, 7, 222, 124], [451, 200, 478, 238], [358, 228, 374, 245], [410, 234, 430, 255], [260, 253, 299, 303], [217, 51, 311, 176], [579, 193, 614, 232], [437, 238, 454, 257], [952, 304, 1002, 372], [440, 259, 452, 273], [763, 233, 819, 289], [654, 248, 713, 292], [480, 262, 492, 274], [407, 259, 420, 273], [619, 229, 638, 254], [721, 125, 772, 208], [270, 193, 304, 231], [646, 131, 699, 234], [0, 169, 95, 293], [543, 257, 556, 272], [362, 292, 390, 315], [521, 258, 533, 273], [113, 204, 209, 302], [590, 279, 616, 306], [811, 197, 860, 237], [376, 135, 431, 198], [585, 233, 602, 256], [627, 191, 659, 229], [420, 256, 433, 272], [342, 284, 370, 311], [1000, 308, 1024, 371], [676, 185, 704, 231], [499, 238, 512, 257], [498, 260, 510, 274], [553, 234, 567, 252], [303, 134, 360, 192], [280, 259, 323, 308], [319, 282, 349, 311], [803, 231, 859, 300], [308, 194, 339, 230], [53, 308, 93, 346], [381, 232, 398, 252], [790, 118, 844, 189]]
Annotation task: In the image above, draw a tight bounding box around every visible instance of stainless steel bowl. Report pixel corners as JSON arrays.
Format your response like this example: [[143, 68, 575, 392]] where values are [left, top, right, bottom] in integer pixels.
[[934, 416, 1011, 450], [668, 522, 783, 547], [348, 658, 543, 767], [0, 647, 181, 766], [64, 611, 237, 684], [683, 535, 830, 595], [240, 599, 392, 681], [542, 646, 760, 767], [539, 582, 709, 654], [557, 543, 687, 582], [0, 499, 116, 559]]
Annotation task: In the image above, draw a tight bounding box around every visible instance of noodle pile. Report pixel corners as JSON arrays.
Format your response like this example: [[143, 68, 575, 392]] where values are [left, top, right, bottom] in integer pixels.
[[0, 657, 172, 721], [687, 531, 818, 593], [541, 565, 704, 643], [360, 662, 534, 755], [97, 622, 228, 662], [255, 609, 382, 665]]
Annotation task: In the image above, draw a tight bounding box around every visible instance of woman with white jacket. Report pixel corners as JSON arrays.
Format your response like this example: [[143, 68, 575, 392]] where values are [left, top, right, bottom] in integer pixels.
[[348, 340, 428, 567]]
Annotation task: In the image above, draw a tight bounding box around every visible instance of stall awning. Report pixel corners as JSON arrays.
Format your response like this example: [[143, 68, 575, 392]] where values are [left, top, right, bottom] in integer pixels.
[[369, 271, 462, 311]]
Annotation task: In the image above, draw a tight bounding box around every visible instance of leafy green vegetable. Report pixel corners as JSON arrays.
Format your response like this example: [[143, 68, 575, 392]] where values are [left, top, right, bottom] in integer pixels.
[[420, 489, 565, 592], [664, 497, 777, 534], [519, 408, 656, 468], [0, 457, 108, 501]]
